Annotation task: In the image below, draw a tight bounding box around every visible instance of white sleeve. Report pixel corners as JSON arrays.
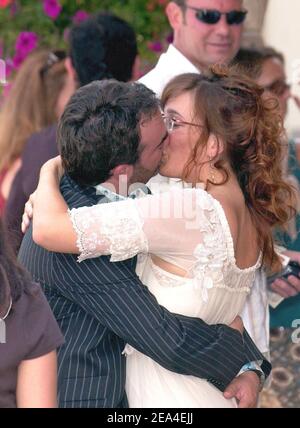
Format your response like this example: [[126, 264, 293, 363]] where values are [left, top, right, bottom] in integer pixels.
[[68, 188, 216, 263]]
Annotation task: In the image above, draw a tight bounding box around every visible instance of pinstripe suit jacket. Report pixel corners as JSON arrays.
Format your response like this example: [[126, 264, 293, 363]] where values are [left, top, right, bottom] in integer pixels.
[[18, 175, 271, 408]]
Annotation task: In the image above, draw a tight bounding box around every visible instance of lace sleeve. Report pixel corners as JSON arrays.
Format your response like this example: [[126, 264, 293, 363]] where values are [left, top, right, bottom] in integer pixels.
[[69, 200, 148, 262], [69, 188, 226, 265]]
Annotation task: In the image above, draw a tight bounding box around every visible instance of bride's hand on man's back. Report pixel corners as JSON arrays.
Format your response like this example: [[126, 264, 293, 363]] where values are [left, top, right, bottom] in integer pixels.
[[21, 192, 35, 234]]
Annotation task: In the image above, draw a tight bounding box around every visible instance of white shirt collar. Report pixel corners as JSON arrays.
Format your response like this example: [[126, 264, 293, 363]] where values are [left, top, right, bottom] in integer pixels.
[[94, 183, 149, 203], [139, 44, 200, 97], [157, 44, 199, 75]]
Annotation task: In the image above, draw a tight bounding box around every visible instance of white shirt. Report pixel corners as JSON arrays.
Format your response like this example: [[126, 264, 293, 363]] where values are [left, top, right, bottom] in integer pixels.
[[240, 270, 270, 354], [139, 44, 199, 98], [140, 44, 270, 354]]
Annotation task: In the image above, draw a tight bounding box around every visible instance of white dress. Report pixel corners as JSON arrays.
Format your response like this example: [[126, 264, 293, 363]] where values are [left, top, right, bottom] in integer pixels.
[[69, 188, 261, 408]]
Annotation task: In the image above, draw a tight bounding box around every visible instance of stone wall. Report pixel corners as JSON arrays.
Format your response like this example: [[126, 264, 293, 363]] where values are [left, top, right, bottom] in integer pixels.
[[242, 0, 269, 48]]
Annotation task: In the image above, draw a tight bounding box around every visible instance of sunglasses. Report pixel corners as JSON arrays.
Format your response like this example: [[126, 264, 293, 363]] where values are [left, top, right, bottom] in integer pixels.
[[185, 6, 248, 25], [263, 80, 291, 97]]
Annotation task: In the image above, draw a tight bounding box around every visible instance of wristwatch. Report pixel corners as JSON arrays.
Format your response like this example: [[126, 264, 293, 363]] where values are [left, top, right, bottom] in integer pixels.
[[239, 361, 266, 391]]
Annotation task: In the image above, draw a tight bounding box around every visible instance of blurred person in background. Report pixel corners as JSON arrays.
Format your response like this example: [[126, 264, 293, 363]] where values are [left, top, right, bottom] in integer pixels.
[[140, 0, 247, 96], [4, 12, 139, 252], [0, 48, 67, 216], [0, 218, 64, 408], [234, 46, 300, 408]]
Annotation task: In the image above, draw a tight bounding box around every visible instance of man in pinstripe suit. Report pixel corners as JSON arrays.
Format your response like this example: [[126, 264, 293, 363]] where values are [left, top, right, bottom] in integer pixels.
[[18, 80, 271, 408]]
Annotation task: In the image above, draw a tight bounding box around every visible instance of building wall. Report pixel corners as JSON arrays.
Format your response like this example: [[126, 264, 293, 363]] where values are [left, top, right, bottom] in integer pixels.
[[242, 0, 268, 47]]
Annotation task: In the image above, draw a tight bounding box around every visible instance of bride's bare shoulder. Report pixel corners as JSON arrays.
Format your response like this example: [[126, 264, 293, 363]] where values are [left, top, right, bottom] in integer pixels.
[[208, 185, 246, 243]]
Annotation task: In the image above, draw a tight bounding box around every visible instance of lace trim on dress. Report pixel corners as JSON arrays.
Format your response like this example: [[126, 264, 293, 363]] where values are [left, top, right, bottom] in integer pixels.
[[191, 189, 261, 303], [211, 197, 262, 272], [69, 208, 89, 262], [69, 203, 149, 263], [151, 262, 187, 288], [151, 260, 253, 294]]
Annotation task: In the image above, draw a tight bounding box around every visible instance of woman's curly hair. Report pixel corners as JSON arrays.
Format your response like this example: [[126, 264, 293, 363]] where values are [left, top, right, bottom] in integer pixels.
[[161, 66, 296, 272]]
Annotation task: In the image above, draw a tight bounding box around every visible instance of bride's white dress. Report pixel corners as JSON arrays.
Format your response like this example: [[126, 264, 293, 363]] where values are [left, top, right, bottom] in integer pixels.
[[69, 188, 261, 408]]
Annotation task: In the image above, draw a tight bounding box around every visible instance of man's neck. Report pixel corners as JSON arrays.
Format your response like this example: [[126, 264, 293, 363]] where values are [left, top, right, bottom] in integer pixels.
[[172, 42, 203, 72], [100, 176, 130, 197]]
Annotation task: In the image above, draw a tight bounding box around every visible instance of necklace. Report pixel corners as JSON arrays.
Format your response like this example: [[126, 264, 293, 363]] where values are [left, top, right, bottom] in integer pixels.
[[0, 298, 12, 320]]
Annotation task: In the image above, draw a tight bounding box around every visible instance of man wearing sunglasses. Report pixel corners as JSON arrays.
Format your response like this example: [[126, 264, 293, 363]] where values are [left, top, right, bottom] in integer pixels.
[[140, 0, 246, 96]]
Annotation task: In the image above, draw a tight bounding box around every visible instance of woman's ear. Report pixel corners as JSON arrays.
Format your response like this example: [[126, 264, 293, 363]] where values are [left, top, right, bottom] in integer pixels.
[[206, 134, 224, 160]]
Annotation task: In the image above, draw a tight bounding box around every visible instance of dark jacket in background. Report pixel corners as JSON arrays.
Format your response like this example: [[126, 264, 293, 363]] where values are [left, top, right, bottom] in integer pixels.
[[4, 125, 57, 252]]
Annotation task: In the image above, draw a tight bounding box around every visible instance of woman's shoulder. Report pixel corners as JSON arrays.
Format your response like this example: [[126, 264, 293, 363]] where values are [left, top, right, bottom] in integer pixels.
[[9, 281, 53, 331], [12, 281, 64, 360]]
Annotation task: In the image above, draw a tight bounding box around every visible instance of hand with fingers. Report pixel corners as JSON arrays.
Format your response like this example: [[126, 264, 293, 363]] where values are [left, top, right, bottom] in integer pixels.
[[21, 192, 35, 234], [270, 250, 300, 298], [223, 371, 260, 408]]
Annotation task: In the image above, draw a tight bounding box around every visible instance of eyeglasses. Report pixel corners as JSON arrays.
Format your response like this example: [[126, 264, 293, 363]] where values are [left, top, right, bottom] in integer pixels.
[[185, 6, 248, 25], [263, 80, 291, 97], [162, 113, 203, 133]]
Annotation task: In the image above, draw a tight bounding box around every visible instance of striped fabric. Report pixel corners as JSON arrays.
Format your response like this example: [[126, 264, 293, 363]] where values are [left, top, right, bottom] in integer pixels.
[[18, 175, 271, 408]]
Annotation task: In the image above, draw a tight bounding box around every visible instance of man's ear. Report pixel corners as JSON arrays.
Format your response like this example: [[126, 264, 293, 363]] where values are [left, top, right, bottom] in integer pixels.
[[110, 164, 134, 182], [165, 2, 184, 31], [206, 134, 224, 159], [65, 57, 77, 82]]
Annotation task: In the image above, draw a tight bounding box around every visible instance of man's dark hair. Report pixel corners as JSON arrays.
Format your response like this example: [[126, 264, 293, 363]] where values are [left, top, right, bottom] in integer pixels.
[[69, 12, 138, 86], [232, 47, 285, 79], [58, 80, 160, 187]]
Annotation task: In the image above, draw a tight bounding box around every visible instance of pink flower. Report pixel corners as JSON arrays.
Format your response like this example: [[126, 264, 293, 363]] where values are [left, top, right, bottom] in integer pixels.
[[12, 51, 26, 69], [14, 32, 38, 69], [72, 10, 89, 25], [0, 0, 12, 8], [148, 41, 163, 53], [43, 0, 62, 20], [10, 1, 18, 17], [4, 57, 14, 76], [15, 32, 38, 56]]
